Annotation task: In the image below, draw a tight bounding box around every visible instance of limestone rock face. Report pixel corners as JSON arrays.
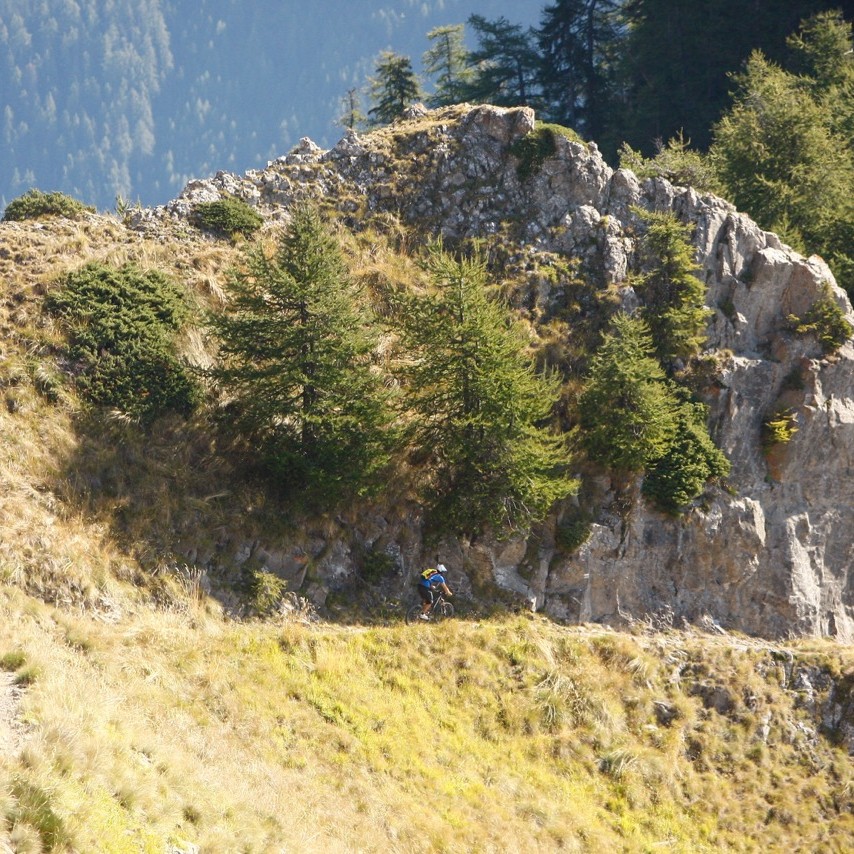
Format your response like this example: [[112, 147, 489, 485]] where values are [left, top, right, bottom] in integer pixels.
[[152, 104, 854, 640]]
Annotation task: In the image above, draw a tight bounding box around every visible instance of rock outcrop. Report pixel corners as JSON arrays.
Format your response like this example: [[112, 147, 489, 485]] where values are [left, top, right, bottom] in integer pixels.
[[138, 104, 854, 641]]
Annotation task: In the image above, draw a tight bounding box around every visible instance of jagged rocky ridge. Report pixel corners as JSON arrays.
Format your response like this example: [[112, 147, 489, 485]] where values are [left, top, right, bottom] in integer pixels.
[[135, 104, 854, 641]]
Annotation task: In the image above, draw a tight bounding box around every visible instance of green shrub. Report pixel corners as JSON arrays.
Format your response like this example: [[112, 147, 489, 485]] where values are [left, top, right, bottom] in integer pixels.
[[3, 189, 94, 221], [762, 407, 799, 449], [46, 263, 200, 423], [511, 122, 582, 180], [241, 568, 288, 617], [555, 514, 592, 553], [359, 549, 397, 584], [619, 133, 720, 193], [8, 777, 70, 850], [0, 650, 27, 671], [787, 284, 853, 354], [642, 398, 730, 515], [191, 196, 263, 238]]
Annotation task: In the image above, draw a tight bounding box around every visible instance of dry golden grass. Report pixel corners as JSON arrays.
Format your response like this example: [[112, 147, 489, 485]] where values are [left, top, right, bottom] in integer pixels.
[[2, 210, 854, 852], [1, 595, 853, 853]]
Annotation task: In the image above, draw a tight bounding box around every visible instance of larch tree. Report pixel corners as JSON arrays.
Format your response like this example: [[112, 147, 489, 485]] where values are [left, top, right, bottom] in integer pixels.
[[459, 15, 541, 108], [632, 208, 711, 368], [423, 24, 473, 107], [578, 313, 677, 472], [368, 51, 422, 126], [209, 205, 395, 502], [536, 0, 621, 140], [710, 12, 854, 295], [397, 245, 576, 535]]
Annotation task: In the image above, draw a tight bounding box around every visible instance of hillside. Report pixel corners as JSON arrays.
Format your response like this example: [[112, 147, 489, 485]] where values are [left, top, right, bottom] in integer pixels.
[[1, 103, 854, 849]]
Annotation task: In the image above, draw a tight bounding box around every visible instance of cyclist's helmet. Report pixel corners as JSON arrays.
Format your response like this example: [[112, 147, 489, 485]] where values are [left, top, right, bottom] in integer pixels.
[[437, 563, 447, 575]]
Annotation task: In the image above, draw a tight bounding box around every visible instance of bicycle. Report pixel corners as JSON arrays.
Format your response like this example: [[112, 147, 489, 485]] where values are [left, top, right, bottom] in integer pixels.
[[404, 592, 454, 624]]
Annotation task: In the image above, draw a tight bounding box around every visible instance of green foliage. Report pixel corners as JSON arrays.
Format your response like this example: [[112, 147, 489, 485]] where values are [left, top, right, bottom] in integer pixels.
[[3, 189, 94, 221], [510, 122, 582, 180], [643, 397, 730, 514], [535, 0, 622, 141], [555, 512, 592, 553], [337, 87, 366, 130], [423, 24, 473, 108], [397, 245, 576, 535], [8, 777, 70, 850], [241, 568, 288, 617], [191, 196, 264, 238], [710, 13, 854, 296], [209, 204, 395, 503], [762, 407, 799, 449], [359, 548, 397, 584], [787, 283, 854, 354], [618, 132, 720, 193], [0, 649, 27, 670], [578, 314, 678, 472], [46, 263, 200, 423], [368, 51, 422, 126], [632, 208, 711, 366], [460, 15, 541, 107]]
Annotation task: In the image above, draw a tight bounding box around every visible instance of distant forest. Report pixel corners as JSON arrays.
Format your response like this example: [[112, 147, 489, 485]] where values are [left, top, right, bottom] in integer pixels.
[[0, 0, 848, 211]]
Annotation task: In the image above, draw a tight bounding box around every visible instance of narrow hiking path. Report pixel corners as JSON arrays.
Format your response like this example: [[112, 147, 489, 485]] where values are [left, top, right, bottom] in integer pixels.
[[0, 671, 25, 759]]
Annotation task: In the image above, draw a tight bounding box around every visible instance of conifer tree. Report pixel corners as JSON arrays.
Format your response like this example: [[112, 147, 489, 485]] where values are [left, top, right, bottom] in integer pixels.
[[398, 246, 575, 535], [423, 24, 472, 107], [460, 15, 541, 107], [710, 12, 854, 295], [633, 209, 711, 367], [578, 313, 677, 472], [337, 87, 366, 130], [368, 52, 422, 126], [536, 0, 621, 139], [642, 395, 730, 514], [209, 205, 394, 501]]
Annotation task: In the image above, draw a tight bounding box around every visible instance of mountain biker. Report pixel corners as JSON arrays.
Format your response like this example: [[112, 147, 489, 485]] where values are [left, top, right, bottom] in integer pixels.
[[417, 563, 452, 620]]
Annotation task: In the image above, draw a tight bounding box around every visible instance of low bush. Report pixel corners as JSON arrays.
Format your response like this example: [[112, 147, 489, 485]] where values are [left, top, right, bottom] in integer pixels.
[[787, 284, 853, 355], [3, 189, 94, 221], [46, 263, 200, 423], [511, 122, 582, 180], [191, 196, 263, 238]]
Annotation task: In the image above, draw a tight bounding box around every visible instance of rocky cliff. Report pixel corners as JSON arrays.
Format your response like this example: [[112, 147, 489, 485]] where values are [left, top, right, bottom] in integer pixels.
[[136, 104, 854, 641]]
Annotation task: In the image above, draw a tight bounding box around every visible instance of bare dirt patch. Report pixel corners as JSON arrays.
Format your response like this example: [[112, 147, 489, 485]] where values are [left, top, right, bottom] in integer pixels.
[[0, 671, 25, 758]]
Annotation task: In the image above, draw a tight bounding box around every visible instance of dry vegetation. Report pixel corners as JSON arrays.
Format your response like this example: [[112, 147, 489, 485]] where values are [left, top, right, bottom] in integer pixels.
[[1, 213, 853, 851]]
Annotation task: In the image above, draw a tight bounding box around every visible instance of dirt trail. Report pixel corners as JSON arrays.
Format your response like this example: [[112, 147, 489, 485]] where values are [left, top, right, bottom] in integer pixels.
[[0, 671, 24, 758]]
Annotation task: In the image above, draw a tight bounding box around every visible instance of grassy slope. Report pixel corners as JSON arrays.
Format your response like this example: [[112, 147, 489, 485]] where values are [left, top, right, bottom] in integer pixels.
[[1, 596, 853, 852], [0, 214, 853, 851]]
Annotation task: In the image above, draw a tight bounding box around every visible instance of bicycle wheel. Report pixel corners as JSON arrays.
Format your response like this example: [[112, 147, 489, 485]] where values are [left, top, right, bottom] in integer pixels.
[[434, 600, 454, 621], [405, 604, 425, 625]]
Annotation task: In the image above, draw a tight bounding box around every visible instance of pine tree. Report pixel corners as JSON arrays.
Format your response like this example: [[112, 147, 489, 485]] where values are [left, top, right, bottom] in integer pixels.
[[209, 205, 395, 502], [337, 87, 366, 130], [459, 15, 541, 108], [642, 395, 730, 514], [398, 245, 576, 535], [633, 208, 711, 367], [578, 313, 677, 472], [536, 0, 621, 139], [710, 12, 854, 295], [368, 52, 422, 126], [423, 24, 473, 107]]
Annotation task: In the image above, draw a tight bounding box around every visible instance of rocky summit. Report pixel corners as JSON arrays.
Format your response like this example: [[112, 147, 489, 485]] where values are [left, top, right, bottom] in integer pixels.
[[127, 104, 854, 641]]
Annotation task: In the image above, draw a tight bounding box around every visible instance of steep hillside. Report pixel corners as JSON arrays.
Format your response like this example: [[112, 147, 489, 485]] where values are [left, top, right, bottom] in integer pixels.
[[1, 103, 854, 850], [126, 103, 854, 642]]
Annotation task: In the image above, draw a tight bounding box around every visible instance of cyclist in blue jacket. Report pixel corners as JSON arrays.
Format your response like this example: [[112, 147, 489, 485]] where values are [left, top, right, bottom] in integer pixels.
[[417, 563, 453, 620]]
